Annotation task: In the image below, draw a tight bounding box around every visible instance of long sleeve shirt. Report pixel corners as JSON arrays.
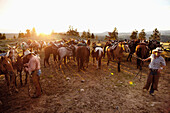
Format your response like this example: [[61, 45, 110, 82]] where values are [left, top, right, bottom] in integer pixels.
[[25, 55, 40, 74]]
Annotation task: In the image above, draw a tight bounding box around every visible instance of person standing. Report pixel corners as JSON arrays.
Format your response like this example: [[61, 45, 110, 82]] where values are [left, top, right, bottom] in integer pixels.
[[142, 47, 166, 96], [24, 50, 42, 98]]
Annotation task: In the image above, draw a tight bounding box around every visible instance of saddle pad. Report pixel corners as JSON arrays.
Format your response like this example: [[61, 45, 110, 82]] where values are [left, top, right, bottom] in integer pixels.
[[0, 53, 7, 56], [95, 47, 103, 52]]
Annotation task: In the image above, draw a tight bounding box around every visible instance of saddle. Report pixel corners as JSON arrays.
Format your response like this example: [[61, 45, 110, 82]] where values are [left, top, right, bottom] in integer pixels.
[[77, 43, 87, 46]]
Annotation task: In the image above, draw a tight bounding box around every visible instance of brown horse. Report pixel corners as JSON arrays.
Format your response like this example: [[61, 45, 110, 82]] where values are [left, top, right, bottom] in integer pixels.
[[76, 46, 90, 71], [91, 47, 103, 69], [6, 45, 24, 86], [127, 40, 140, 62], [44, 42, 63, 67], [107, 42, 130, 72], [0, 56, 18, 94], [135, 44, 149, 70]]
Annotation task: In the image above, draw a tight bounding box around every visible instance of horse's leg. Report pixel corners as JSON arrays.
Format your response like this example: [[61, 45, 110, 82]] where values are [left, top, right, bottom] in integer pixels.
[[25, 72, 28, 85], [96, 58, 98, 69], [58, 57, 63, 70], [127, 53, 130, 61], [93, 57, 95, 65], [103, 46, 106, 58], [20, 71, 23, 86], [130, 54, 132, 62], [77, 57, 80, 72], [118, 60, 120, 72], [99, 57, 101, 69], [11, 73, 18, 92], [5, 74, 11, 94], [64, 56, 66, 66]]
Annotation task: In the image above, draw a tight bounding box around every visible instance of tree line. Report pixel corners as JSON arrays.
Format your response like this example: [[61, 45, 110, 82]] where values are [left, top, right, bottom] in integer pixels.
[[0, 26, 162, 41]]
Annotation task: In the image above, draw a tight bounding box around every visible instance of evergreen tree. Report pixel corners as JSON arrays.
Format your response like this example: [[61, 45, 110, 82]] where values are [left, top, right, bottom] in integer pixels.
[[150, 28, 161, 41], [130, 30, 138, 40], [1, 33, 6, 40], [13, 35, 16, 39], [105, 27, 118, 40], [66, 25, 80, 37], [25, 29, 31, 37], [81, 31, 87, 38], [138, 29, 146, 40], [87, 29, 91, 39], [91, 33, 95, 39]]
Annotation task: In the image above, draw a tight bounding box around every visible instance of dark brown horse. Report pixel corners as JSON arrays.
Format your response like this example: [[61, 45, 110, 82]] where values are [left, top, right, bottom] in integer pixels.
[[0, 56, 18, 94], [44, 42, 63, 67], [135, 44, 149, 69], [76, 46, 90, 71], [107, 42, 130, 72], [127, 40, 140, 62]]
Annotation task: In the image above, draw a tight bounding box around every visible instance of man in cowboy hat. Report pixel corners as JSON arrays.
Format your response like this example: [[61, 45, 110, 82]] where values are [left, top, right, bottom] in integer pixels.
[[142, 47, 166, 96], [24, 50, 42, 98]]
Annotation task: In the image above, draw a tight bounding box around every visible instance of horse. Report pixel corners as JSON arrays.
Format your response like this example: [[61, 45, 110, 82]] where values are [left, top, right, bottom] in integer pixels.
[[103, 41, 112, 58], [44, 42, 63, 67], [76, 46, 90, 71], [135, 43, 149, 70], [57, 45, 75, 70], [127, 40, 140, 62], [39, 40, 47, 51], [6, 45, 24, 86], [107, 42, 130, 72], [6, 45, 18, 63], [29, 40, 41, 52], [20, 42, 29, 55], [0, 56, 18, 94], [91, 46, 103, 69]]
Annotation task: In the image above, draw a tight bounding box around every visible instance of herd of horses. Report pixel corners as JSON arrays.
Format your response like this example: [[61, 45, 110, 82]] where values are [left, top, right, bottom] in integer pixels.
[[0, 38, 161, 95]]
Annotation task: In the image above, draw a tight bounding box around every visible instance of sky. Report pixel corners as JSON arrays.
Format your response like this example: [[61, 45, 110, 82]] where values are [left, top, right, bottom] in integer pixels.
[[0, 0, 170, 34]]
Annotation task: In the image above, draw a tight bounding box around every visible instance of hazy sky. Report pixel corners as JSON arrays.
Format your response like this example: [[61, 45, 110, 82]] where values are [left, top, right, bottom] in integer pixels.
[[0, 0, 170, 34]]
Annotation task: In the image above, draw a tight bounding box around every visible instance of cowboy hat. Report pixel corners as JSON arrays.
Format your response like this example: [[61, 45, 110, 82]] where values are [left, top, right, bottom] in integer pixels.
[[23, 50, 34, 57], [153, 47, 163, 53]]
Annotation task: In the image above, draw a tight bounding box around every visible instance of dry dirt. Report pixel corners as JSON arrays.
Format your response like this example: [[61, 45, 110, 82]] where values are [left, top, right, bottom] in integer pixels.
[[0, 46, 170, 113]]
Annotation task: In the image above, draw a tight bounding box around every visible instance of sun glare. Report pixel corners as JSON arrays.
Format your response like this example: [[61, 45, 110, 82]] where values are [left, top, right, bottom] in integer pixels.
[[36, 28, 52, 36]]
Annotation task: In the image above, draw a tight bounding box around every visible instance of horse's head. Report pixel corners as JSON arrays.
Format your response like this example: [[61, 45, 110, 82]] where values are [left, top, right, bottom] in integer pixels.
[[6, 45, 18, 63]]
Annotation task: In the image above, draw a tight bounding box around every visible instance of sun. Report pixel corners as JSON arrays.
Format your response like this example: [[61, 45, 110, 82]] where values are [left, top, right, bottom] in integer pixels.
[[36, 27, 52, 36]]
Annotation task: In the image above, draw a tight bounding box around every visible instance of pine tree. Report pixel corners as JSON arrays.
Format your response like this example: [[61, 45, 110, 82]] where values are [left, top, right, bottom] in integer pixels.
[[81, 31, 87, 39], [138, 29, 146, 40], [105, 27, 118, 40], [91, 33, 95, 39], [150, 28, 161, 41], [130, 30, 138, 40]]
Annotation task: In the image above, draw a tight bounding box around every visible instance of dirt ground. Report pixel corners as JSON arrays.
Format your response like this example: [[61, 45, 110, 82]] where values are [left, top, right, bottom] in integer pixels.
[[0, 44, 170, 113]]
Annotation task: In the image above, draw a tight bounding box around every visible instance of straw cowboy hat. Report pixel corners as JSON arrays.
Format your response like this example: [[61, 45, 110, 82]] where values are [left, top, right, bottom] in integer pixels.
[[23, 50, 34, 57], [153, 47, 163, 53]]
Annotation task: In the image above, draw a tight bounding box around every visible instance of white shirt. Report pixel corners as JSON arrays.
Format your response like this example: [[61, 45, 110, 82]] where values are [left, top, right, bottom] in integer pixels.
[[149, 54, 166, 69]]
